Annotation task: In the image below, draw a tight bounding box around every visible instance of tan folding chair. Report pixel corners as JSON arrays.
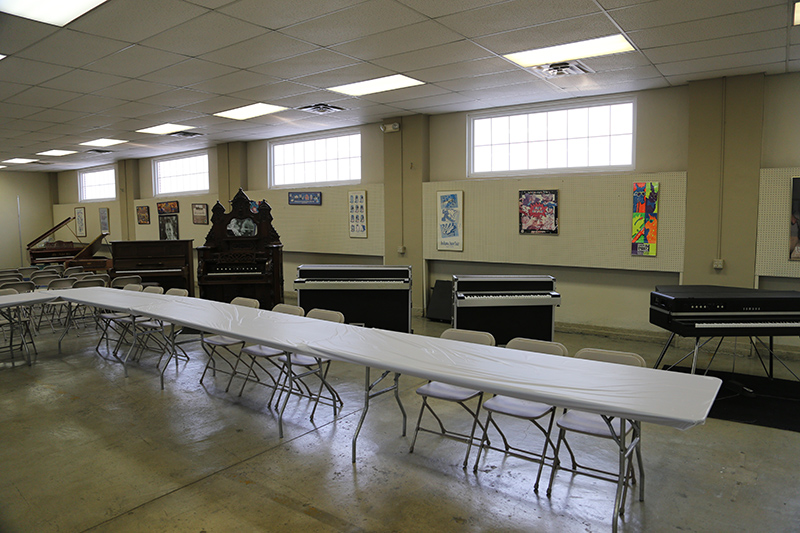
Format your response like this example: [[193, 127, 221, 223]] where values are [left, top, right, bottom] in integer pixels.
[[409, 328, 495, 468], [95, 283, 144, 358], [36, 277, 76, 332], [276, 308, 345, 438], [472, 338, 572, 492], [546, 348, 647, 533], [199, 296, 260, 386], [228, 303, 306, 401], [110, 275, 142, 289]]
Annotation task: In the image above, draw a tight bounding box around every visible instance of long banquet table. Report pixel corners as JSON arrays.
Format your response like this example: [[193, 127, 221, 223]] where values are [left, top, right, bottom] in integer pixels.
[[2, 287, 722, 531]]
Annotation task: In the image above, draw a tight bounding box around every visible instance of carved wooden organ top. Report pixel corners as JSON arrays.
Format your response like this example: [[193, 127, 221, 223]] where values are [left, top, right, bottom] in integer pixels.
[[197, 189, 284, 309]]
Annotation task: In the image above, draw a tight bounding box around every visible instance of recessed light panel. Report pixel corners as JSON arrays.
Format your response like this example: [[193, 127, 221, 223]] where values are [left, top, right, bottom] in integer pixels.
[[0, 54, 6, 61], [137, 124, 195, 135], [80, 138, 128, 147], [3, 158, 38, 164], [37, 149, 77, 157], [214, 103, 287, 120], [329, 74, 424, 96], [504, 35, 635, 67], [795, 2, 800, 25], [0, 0, 109, 27]]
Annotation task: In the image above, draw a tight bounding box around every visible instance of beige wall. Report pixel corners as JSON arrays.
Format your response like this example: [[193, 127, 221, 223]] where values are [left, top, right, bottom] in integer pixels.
[[0, 171, 55, 268]]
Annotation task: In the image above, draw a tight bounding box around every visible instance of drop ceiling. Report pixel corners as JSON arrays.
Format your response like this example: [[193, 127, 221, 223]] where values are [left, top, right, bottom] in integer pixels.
[[0, 0, 797, 172]]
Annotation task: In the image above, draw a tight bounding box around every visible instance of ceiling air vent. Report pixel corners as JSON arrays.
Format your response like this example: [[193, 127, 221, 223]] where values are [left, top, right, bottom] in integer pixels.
[[298, 103, 345, 115], [31, 161, 53, 165], [170, 131, 203, 138], [530, 60, 595, 79], [85, 149, 112, 155]]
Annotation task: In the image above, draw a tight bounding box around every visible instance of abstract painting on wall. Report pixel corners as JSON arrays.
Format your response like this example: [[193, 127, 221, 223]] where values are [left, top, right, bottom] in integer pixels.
[[437, 191, 463, 251], [519, 190, 558, 234], [632, 182, 659, 256]]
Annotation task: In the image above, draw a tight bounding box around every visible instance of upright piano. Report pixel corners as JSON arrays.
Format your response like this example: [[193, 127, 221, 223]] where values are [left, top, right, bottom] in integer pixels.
[[650, 285, 800, 375], [452, 275, 561, 345], [27, 217, 86, 265], [109, 240, 195, 296], [64, 232, 111, 271], [294, 265, 412, 333], [197, 189, 283, 309]]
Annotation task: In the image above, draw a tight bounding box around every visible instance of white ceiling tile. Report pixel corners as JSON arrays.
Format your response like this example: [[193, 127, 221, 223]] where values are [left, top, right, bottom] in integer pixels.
[[291, 63, 394, 89], [627, 6, 788, 49], [394, 92, 477, 111], [0, 80, 29, 100], [202, 32, 316, 70], [83, 45, 188, 78], [268, 91, 353, 110], [58, 94, 127, 113], [642, 30, 786, 64], [408, 57, 518, 83], [40, 69, 128, 93], [69, 0, 209, 43], [358, 84, 450, 104], [6, 87, 81, 108], [179, 95, 261, 115], [102, 101, 171, 119], [140, 58, 238, 87], [656, 48, 786, 77], [579, 51, 653, 71], [0, 57, 72, 85], [280, 0, 427, 46], [665, 63, 785, 86], [0, 102, 45, 120], [140, 12, 267, 57], [372, 40, 493, 72], [395, 0, 508, 18], [219, 0, 364, 30], [139, 88, 215, 108], [331, 21, 463, 61], [608, 0, 786, 32], [23, 109, 86, 125], [252, 50, 360, 80], [436, 70, 537, 92], [436, 0, 600, 38], [0, 13, 58, 55], [188, 70, 278, 94], [474, 14, 619, 55], [15, 29, 128, 69], [94, 79, 173, 101], [231, 81, 317, 101]]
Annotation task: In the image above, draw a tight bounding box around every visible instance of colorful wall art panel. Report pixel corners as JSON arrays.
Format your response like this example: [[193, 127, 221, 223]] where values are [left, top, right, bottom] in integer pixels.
[[632, 181, 659, 256]]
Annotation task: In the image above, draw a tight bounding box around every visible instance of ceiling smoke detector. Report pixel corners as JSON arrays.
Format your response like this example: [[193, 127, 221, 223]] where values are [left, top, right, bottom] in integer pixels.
[[530, 60, 595, 79], [298, 103, 345, 115]]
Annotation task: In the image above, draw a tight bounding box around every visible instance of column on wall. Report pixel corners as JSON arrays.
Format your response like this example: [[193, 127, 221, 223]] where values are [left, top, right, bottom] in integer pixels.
[[116, 159, 139, 241], [684, 74, 764, 287], [217, 142, 248, 202], [383, 115, 429, 312]]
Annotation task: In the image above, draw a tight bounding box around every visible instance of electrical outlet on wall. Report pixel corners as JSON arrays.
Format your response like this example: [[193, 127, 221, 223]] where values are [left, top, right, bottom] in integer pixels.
[[713, 259, 724, 270]]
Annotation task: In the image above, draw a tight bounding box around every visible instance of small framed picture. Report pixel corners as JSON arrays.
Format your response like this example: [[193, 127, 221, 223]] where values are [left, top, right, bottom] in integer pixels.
[[288, 192, 322, 205], [74, 207, 86, 237], [159, 214, 179, 240], [136, 205, 150, 224], [349, 190, 367, 238], [99, 207, 110, 233], [157, 200, 179, 214], [192, 203, 208, 224]]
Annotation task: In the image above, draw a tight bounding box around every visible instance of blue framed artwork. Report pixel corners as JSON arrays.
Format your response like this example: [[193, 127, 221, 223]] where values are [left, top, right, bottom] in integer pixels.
[[288, 192, 322, 205]]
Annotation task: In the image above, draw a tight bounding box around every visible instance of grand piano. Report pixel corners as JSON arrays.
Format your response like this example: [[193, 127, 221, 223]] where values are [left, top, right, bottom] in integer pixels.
[[650, 285, 800, 377], [27, 217, 87, 265], [197, 189, 283, 309], [109, 240, 195, 296], [64, 232, 112, 271]]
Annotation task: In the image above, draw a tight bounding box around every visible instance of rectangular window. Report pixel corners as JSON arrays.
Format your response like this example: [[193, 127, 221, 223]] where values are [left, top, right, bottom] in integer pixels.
[[79, 165, 116, 201], [154, 151, 209, 195], [470, 99, 634, 176], [270, 131, 361, 187]]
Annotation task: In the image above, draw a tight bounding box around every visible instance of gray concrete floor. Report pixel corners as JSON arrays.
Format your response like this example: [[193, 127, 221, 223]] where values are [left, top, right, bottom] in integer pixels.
[[2, 313, 800, 532]]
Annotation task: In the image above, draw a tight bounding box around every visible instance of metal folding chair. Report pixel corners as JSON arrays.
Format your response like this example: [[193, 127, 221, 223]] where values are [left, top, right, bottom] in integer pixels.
[[199, 296, 260, 386]]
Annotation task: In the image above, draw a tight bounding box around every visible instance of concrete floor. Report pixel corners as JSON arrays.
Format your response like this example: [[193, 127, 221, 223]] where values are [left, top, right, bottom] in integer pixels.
[[2, 313, 800, 532]]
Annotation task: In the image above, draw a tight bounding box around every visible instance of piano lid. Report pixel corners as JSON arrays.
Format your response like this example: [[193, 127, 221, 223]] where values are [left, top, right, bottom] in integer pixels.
[[71, 232, 109, 260], [27, 217, 76, 249]]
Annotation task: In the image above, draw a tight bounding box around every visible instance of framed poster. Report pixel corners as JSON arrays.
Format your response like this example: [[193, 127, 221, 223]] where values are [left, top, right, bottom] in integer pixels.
[[519, 190, 558, 234], [98, 207, 110, 233], [192, 203, 208, 225], [349, 190, 367, 238], [136, 206, 150, 224], [437, 190, 463, 251], [632, 182, 659, 256], [74, 207, 86, 237], [157, 200, 179, 214], [159, 214, 179, 240], [288, 191, 322, 205]]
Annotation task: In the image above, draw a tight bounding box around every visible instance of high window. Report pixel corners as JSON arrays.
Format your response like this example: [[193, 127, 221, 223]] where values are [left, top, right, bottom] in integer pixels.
[[270, 131, 361, 187], [78, 165, 116, 201], [470, 99, 635, 176], [153, 151, 209, 195]]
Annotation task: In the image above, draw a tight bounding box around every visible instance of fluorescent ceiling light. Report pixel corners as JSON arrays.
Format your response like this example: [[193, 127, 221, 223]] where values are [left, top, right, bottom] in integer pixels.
[[0, 166, 6, 169], [795, 2, 800, 25], [214, 103, 287, 120], [504, 34, 635, 67], [37, 149, 77, 157], [0, 0, 108, 27], [80, 138, 127, 147], [3, 158, 38, 164], [329, 74, 424, 96], [137, 123, 195, 135], [0, 54, 6, 61]]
